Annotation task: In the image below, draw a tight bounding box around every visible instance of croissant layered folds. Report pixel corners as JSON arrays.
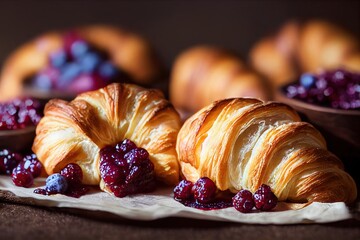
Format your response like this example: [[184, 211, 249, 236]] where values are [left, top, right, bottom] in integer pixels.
[[33, 83, 181, 185], [170, 46, 269, 121], [177, 98, 357, 204], [0, 25, 164, 101]]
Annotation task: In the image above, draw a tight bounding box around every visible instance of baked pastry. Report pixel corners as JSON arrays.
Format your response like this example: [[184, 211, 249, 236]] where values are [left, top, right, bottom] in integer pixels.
[[32, 83, 181, 186], [176, 98, 357, 204], [0, 25, 164, 101], [170, 46, 269, 121], [250, 20, 360, 88]]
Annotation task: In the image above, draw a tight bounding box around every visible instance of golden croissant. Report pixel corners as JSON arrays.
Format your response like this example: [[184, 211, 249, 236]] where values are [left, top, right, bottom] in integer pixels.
[[170, 46, 269, 121], [33, 83, 181, 186], [176, 98, 357, 204], [250, 20, 360, 88]]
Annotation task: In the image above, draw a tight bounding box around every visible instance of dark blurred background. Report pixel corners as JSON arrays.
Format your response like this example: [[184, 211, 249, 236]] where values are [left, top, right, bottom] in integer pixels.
[[0, 0, 359, 69]]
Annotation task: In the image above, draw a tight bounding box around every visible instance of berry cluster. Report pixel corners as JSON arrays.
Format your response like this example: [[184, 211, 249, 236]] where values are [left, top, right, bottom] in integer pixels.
[[232, 184, 278, 213], [286, 69, 360, 110], [99, 139, 156, 198], [0, 97, 43, 130], [0, 149, 42, 188], [31, 32, 121, 94], [173, 177, 233, 210], [34, 163, 89, 198], [174, 178, 278, 212]]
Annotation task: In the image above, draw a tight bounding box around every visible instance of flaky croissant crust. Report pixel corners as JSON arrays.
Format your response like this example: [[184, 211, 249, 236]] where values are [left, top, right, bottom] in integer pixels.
[[0, 25, 163, 101], [33, 83, 181, 185], [177, 98, 357, 204]]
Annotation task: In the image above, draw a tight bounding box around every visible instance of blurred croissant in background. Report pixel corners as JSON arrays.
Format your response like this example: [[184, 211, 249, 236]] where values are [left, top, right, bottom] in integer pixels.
[[0, 25, 165, 101], [170, 46, 270, 121], [249, 19, 360, 89]]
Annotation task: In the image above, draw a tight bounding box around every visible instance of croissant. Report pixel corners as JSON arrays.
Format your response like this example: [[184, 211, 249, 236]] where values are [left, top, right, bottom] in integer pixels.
[[250, 20, 360, 88], [0, 25, 164, 101], [176, 98, 357, 204], [170, 46, 269, 121], [32, 83, 181, 186]]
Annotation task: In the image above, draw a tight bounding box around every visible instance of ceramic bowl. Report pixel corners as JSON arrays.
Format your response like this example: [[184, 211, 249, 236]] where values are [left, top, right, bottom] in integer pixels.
[[0, 126, 36, 152], [275, 86, 360, 161]]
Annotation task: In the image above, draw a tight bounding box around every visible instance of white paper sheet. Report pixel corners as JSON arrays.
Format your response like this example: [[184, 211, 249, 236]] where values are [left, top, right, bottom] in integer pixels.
[[0, 175, 352, 224]]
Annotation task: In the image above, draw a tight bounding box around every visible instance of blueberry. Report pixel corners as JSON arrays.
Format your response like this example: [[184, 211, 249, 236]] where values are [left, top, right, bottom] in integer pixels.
[[58, 63, 82, 87], [71, 40, 89, 59], [33, 72, 56, 90], [300, 73, 315, 89], [50, 50, 67, 68], [78, 52, 101, 73], [45, 173, 68, 194], [98, 61, 118, 79]]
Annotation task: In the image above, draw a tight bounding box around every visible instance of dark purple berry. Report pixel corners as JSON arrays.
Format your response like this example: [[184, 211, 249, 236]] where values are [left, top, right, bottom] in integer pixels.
[[0, 98, 43, 130], [11, 169, 34, 188], [232, 189, 255, 213], [100, 161, 123, 185], [192, 177, 217, 204], [21, 154, 42, 178], [45, 173, 68, 194], [174, 180, 194, 200], [99, 139, 156, 198], [115, 139, 137, 154], [286, 69, 360, 110], [0, 149, 23, 175], [253, 184, 278, 211], [125, 148, 149, 167], [60, 163, 83, 184]]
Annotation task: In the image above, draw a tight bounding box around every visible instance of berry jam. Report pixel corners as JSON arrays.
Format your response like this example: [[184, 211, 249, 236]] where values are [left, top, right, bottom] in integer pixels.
[[285, 69, 360, 110], [34, 163, 89, 198], [99, 139, 156, 198], [29, 32, 125, 94], [0, 97, 43, 130]]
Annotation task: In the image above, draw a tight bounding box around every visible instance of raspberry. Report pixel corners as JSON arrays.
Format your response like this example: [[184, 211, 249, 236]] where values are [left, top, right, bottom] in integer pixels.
[[232, 189, 255, 213], [173, 180, 194, 200], [192, 177, 217, 204], [253, 184, 278, 211], [60, 163, 83, 184]]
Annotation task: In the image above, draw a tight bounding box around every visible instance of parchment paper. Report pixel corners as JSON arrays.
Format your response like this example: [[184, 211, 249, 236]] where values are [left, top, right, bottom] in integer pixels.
[[0, 176, 352, 224]]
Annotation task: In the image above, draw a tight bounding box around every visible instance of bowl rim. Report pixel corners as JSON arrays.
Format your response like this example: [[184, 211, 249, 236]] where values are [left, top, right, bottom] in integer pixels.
[[22, 86, 76, 101], [0, 125, 36, 137], [276, 85, 360, 116]]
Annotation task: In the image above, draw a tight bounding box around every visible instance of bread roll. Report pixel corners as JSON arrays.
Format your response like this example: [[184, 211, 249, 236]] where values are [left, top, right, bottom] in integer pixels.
[[170, 46, 269, 121]]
